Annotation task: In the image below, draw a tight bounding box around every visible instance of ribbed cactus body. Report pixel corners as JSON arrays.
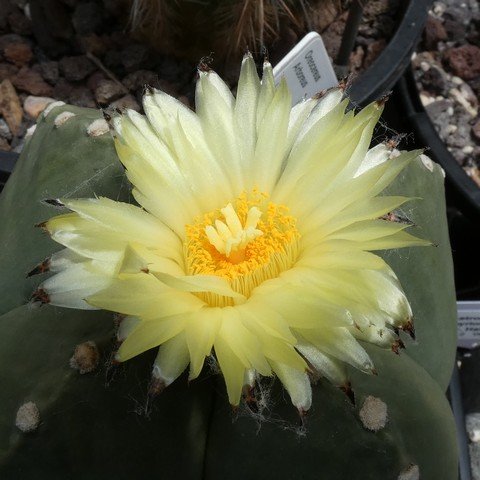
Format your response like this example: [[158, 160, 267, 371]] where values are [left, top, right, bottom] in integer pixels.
[[0, 105, 458, 479]]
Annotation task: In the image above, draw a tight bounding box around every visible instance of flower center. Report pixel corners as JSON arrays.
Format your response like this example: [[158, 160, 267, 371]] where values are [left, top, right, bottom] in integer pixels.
[[184, 191, 300, 306], [204, 203, 263, 263]]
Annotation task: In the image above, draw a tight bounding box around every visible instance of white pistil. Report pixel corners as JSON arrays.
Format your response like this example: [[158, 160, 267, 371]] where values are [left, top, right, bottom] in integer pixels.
[[205, 203, 263, 258]]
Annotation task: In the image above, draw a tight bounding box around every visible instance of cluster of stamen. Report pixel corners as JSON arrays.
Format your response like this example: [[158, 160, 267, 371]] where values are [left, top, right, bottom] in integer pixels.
[[184, 191, 300, 306]]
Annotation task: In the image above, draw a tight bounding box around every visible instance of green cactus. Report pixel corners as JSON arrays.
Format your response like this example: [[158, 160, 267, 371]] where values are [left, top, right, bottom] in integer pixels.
[[0, 102, 458, 478]]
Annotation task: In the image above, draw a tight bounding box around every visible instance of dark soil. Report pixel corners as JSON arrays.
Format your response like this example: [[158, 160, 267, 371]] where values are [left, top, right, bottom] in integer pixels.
[[0, 0, 400, 156], [413, 0, 480, 187]]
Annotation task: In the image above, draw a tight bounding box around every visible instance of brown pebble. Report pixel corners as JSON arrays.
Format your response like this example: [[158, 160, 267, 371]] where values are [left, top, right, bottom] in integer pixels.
[[444, 45, 480, 81], [423, 14, 447, 50], [3, 42, 32, 67], [472, 120, 480, 142], [23, 95, 56, 119], [12, 66, 53, 96], [110, 94, 140, 112], [0, 79, 23, 135]]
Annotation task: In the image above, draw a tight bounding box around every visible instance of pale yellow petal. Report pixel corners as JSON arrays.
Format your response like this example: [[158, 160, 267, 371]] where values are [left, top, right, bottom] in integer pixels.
[[117, 316, 140, 341], [252, 78, 291, 192], [196, 69, 242, 193], [143, 88, 201, 151], [260, 333, 307, 372], [115, 109, 182, 181], [236, 302, 297, 344], [115, 140, 195, 234], [214, 337, 245, 406], [116, 314, 188, 361], [256, 61, 275, 129], [152, 332, 190, 386], [359, 269, 413, 325], [325, 219, 411, 243], [235, 53, 260, 171], [310, 195, 411, 239], [218, 307, 271, 375], [286, 97, 317, 147], [87, 273, 205, 319], [152, 272, 246, 302], [269, 360, 312, 412], [186, 308, 222, 380], [300, 326, 374, 373], [350, 323, 397, 348], [118, 243, 183, 276], [278, 103, 383, 219], [355, 143, 390, 177], [296, 340, 348, 386], [297, 249, 386, 271], [294, 87, 344, 146], [354, 231, 432, 251], [296, 150, 421, 234], [46, 213, 126, 263], [40, 260, 115, 310], [271, 98, 349, 204], [60, 197, 182, 261], [251, 275, 353, 329], [49, 248, 87, 272]]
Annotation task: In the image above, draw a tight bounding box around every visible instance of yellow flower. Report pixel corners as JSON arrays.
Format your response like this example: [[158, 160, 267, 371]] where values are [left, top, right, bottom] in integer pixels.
[[36, 55, 429, 411]]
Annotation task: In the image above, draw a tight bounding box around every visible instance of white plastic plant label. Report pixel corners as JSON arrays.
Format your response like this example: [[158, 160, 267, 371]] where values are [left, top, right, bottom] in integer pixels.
[[273, 31, 338, 106], [457, 301, 480, 349]]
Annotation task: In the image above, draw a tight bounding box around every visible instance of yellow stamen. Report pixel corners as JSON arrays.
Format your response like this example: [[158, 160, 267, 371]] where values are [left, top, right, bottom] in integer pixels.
[[184, 191, 300, 306], [205, 203, 263, 260]]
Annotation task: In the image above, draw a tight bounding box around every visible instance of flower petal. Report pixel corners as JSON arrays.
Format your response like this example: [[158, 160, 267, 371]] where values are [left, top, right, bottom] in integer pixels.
[[117, 316, 140, 341], [116, 314, 188, 361], [296, 340, 348, 386], [235, 53, 260, 174], [355, 142, 390, 177], [297, 249, 386, 271], [196, 69, 243, 193], [314, 195, 411, 238], [59, 197, 182, 261], [118, 243, 183, 276], [49, 248, 87, 272], [272, 97, 348, 202], [214, 336, 245, 406], [269, 360, 312, 412], [143, 88, 201, 151], [40, 260, 115, 309], [87, 273, 205, 319], [153, 272, 246, 302], [252, 78, 291, 192], [256, 61, 276, 129], [297, 150, 422, 237], [277, 103, 384, 219], [217, 307, 271, 375], [186, 308, 222, 380], [152, 332, 190, 386], [300, 326, 374, 373]]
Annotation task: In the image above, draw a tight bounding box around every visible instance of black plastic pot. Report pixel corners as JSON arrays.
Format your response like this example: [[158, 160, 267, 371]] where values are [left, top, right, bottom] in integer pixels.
[[0, 151, 17, 193], [347, 0, 433, 107], [395, 67, 480, 301], [397, 68, 480, 222]]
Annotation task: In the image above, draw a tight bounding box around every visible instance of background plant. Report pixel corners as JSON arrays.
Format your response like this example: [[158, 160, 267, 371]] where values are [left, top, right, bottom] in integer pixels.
[[129, 0, 347, 63]]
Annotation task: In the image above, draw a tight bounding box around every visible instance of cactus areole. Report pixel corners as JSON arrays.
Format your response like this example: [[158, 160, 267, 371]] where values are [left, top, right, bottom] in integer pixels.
[[32, 55, 431, 411]]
